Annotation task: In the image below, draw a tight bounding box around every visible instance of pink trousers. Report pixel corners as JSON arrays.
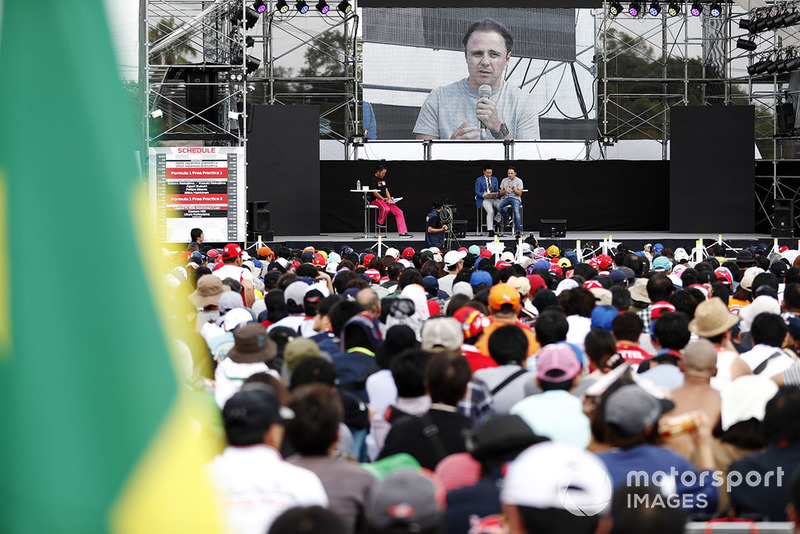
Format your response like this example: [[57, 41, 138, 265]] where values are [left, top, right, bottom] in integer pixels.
[[371, 199, 407, 234]]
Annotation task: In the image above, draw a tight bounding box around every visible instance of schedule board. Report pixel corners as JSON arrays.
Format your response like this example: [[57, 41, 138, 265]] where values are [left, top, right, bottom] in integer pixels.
[[148, 147, 246, 243]]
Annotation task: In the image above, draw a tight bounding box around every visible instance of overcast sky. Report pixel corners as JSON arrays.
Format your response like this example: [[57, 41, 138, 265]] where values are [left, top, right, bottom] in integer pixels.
[[105, 0, 140, 80]]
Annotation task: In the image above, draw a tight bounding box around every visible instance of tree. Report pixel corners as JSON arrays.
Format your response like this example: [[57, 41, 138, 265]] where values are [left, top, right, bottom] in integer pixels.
[[599, 28, 753, 142], [148, 17, 197, 65]]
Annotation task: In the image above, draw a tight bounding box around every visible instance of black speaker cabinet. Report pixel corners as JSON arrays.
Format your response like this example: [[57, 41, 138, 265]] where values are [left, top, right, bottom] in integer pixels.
[[184, 69, 219, 125], [452, 219, 467, 238], [248, 201, 273, 241], [540, 218, 567, 238], [772, 198, 795, 237]]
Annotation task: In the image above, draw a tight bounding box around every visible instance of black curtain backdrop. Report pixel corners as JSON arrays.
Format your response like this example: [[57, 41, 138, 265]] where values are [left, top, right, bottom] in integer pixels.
[[320, 160, 669, 233], [670, 106, 755, 233]]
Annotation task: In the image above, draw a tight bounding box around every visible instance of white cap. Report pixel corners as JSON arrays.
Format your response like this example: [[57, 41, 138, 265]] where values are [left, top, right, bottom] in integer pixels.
[[385, 247, 400, 259], [501, 442, 612, 516], [500, 251, 515, 263], [444, 249, 467, 269]]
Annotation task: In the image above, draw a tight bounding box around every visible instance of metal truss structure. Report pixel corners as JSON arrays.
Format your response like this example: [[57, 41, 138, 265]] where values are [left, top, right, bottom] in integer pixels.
[[597, 1, 735, 160], [143, 0, 359, 149]]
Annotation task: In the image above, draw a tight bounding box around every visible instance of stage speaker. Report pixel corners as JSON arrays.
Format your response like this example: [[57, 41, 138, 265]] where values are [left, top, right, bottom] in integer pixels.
[[452, 219, 467, 238], [772, 198, 795, 237], [185, 69, 219, 125], [248, 201, 273, 241], [540, 218, 567, 238], [777, 102, 796, 134]]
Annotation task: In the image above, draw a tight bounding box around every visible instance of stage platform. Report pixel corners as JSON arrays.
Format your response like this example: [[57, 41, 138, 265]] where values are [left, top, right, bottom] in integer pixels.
[[213, 230, 796, 256]]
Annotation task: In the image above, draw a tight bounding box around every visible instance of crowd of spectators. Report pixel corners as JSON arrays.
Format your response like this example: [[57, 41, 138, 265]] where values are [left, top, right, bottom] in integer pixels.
[[167, 237, 800, 534]]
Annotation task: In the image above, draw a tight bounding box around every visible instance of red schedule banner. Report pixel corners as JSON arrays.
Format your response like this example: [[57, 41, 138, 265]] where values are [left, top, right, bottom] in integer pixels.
[[167, 194, 228, 209], [166, 167, 228, 179]]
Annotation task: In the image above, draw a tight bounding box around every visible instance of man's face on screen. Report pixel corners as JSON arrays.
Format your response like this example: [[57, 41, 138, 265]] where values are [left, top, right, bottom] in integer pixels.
[[465, 30, 510, 92]]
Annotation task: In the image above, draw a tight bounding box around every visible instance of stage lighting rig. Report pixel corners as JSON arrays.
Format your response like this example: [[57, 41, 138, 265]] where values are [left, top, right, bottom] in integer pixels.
[[337, 0, 352, 14], [276, 0, 289, 13], [232, 6, 260, 29], [709, 2, 721, 17], [609, 1, 624, 16], [649, 2, 661, 16], [296, 1, 309, 13], [667, 2, 679, 16], [690, 3, 702, 16], [253, 0, 266, 14], [736, 37, 757, 51], [628, 2, 642, 16], [315, 0, 329, 13]]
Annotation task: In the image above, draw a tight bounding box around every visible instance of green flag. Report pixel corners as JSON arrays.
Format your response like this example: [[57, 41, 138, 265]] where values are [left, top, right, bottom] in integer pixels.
[[0, 2, 221, 532]]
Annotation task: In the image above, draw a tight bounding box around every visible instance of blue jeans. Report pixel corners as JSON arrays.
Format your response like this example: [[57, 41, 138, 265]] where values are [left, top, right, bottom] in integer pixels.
[[498, 197, 521, 233]]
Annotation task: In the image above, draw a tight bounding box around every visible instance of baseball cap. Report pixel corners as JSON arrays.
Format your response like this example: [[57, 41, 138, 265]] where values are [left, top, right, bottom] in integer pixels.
[[257, 246, 273, 258], [467, 414, 544, 463], [444, 249, 467, 269], [470, 270, 493, 288], [652, 256, 672, 272], [207, 248, 220, 260], [500, 251, 515, 263], [453, 306, 489, 339], [714, 267, 733, 285], [506, 276, 531, 297], [385, 247, 400, 259], [596, 254, 613, 270], [604, 384, 674, 436], [312, 253, 326, 268], [365, 269, 382, 283], [222, 384, 295, 446], [368, 470, 446, 532], [650, 300, 676, 320], [609, 269, 627, 286], [300, 250, 315, 262], [536, 343, 583, 383], [451, 281, 474, 299], [591, 304, 619, 330], [468, 245, 481, 256], [221, 243, 243, 260], [284, 281, 310, 306], [558, 257, 572, 270], [546, 245, 560, 258], [227, 323, 277, 364], [420, 317, 464, 352], [495, 260, 512, 269], [674, 247, 690, 263], [402, 247, 415, 260], [489, 283, 520, 310], [501, 442, 612, 516], [527, 274, 546, 293], [223, 308, 254, 332]]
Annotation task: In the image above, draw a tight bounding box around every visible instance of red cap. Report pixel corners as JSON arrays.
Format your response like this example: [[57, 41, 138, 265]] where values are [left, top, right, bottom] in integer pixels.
[[650, 300, 676, 320], [453, 306, 488, 338], [526, 274, 546, 293], [312, 253, 326, 267], [364, 269, 381, 282], [780, 246, 789, 253], [207, 249, 219, 259], [402, 247, 415, 260], [549, 264, 562, 276], [495, 260, 511, 269], [479, 249, 492, 258], [363, 253, 376, 266], [596, 254, 613, 270], [221, 243, 242, 260], [584, 279, 604, 290]]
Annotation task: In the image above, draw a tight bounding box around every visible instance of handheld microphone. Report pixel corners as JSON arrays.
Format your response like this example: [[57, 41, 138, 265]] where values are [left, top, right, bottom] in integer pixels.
[[478, 84, 492, 140]]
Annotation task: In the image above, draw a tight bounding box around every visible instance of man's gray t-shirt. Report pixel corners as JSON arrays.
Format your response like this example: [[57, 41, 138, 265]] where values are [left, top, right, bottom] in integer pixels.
[[500, 177, 523, 200], [413, 79, 539, 140]]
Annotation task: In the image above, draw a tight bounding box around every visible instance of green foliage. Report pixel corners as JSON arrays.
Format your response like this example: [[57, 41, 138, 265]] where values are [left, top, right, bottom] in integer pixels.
[[599, 28, 752, 141], [148, 17, 196, 65]]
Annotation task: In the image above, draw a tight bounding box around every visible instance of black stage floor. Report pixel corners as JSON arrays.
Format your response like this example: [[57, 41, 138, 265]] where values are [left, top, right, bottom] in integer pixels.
[[230, 230, 796, 256]]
